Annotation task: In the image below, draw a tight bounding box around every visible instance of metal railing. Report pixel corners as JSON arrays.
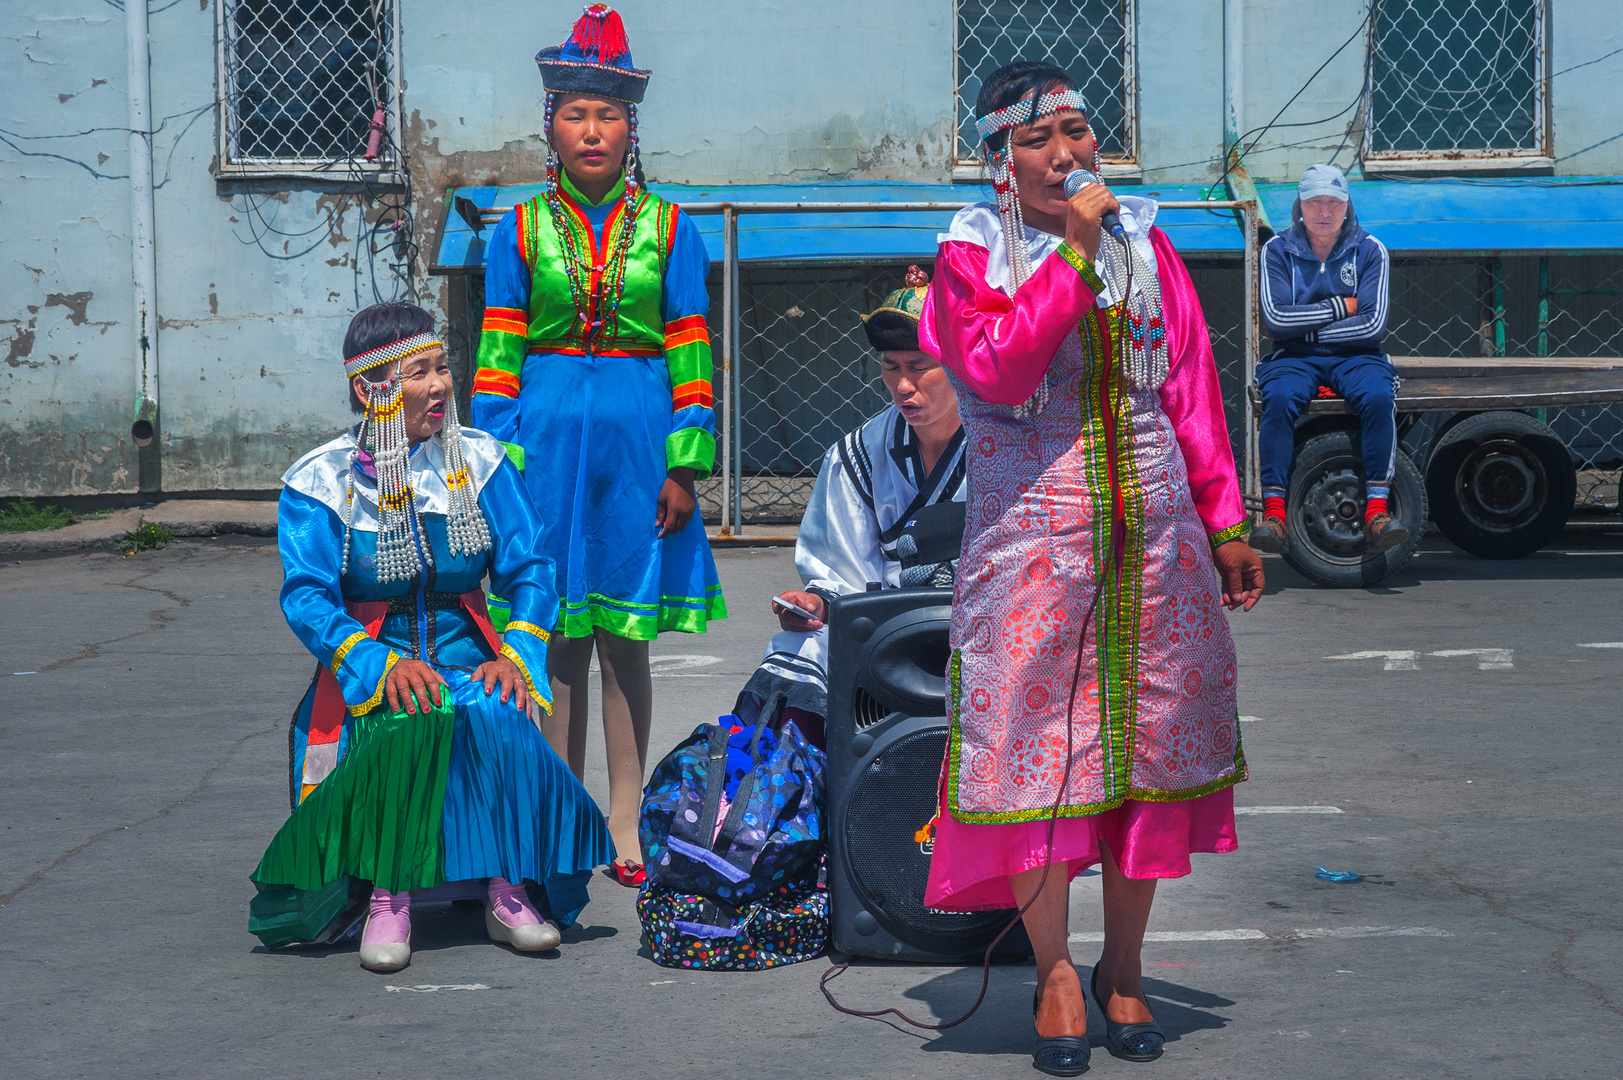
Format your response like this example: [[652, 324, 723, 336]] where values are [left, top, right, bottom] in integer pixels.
[[684, 199, 1262, 534]]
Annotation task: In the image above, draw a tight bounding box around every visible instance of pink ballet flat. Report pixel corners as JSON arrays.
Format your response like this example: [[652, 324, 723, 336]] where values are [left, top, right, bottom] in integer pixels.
[[359, 887, 411, 972], [485, 876, 560, 951]]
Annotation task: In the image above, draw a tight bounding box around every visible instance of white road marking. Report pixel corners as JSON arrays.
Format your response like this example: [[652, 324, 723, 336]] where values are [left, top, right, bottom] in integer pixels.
[[1327, 650, 1419, 671], [1290, 926, 1449, 939], [1069, 929, 1267, 943], [650, 980, 677, 986], [1234, 806, 1343, 815], [10, 672, 36, 676], [1577, 642, 1623, 649], [1428, 648, 1513, 670], [651, 654, 723, 673], [587, 654, 723, 677], [1065, 926, 1451, 944], [385, 983, 492, 993], [1239, 715, 1263, 723]]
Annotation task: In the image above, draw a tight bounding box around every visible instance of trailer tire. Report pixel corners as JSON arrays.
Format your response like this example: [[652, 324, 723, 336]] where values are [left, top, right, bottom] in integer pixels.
[[1425, 411, 1573, 560], [1282, 432, 1427, 588]]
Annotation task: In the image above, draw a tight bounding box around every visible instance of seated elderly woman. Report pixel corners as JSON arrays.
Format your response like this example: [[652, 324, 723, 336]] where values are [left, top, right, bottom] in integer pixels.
[[748, 268, 965, 737], [248, 302, 613, 973]]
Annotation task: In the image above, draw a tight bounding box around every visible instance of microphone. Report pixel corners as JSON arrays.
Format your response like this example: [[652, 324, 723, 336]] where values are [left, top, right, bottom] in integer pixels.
[[1063, 169, 1127, 242]]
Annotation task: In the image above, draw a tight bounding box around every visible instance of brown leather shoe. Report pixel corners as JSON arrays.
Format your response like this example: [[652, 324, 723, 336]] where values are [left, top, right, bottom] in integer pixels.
[[1365, 512, 1409, 553], [1249, 515, 1287, 553]]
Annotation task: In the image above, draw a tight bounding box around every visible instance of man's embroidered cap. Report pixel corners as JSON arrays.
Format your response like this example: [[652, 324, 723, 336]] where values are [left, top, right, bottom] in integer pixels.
[[861, 266, 930, 352], [535, 5, 651, 104]]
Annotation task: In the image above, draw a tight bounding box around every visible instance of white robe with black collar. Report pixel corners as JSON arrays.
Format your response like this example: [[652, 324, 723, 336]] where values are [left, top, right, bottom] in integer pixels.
[[743, 405, 967, 719]]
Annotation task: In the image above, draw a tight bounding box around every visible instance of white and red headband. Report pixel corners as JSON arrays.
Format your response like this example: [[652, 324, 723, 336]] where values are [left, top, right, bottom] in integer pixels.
[[343, 332, 442, 378], [975, 89, 1087, 143]]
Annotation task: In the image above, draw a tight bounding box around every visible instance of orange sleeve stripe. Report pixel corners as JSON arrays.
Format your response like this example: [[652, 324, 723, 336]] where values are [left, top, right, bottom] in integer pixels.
[[474, 369, 521, 398], [664, 326, 710, 350], [672, 380, 714, 410], [482, 308, 529, 336]]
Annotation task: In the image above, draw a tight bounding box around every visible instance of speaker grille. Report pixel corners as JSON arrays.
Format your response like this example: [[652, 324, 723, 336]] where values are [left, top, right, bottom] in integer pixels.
[[843, 727, 1019, 955]]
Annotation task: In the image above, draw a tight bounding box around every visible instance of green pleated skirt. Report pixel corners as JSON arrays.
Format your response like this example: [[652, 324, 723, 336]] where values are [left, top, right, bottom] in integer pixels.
[[248, 697, 455, 948]]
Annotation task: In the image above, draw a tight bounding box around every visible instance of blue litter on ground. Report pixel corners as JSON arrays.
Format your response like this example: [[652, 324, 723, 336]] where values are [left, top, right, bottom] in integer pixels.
[[1315, 867, 1361, 883]]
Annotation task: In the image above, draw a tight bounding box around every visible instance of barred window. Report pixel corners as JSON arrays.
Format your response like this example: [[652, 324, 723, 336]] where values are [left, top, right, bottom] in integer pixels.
[[1365, 0, 1546, 159], [216, 0, 401, 175], [955, 0, 1136, 167]]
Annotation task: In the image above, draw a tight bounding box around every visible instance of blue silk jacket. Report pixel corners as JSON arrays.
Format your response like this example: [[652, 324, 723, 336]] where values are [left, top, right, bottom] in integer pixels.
[[277, 426, 559, 718]]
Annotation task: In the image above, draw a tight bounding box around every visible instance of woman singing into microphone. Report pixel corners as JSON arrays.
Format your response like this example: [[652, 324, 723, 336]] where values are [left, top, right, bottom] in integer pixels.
[[920, 61, 1264, 1075]]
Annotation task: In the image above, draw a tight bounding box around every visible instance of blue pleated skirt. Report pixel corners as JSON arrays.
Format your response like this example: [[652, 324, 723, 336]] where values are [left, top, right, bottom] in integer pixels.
[[439, 671, 614, 925], [515, 350, 726, 640]]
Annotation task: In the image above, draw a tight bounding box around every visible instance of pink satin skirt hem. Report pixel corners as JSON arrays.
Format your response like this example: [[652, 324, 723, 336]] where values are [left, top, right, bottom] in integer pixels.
[[922, 787, 1238, 912]]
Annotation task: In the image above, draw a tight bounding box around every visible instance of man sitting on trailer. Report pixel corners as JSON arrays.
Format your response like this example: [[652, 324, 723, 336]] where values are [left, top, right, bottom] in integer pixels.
[[1252, 163, 1406, 554], [740, 266, 966, 747]]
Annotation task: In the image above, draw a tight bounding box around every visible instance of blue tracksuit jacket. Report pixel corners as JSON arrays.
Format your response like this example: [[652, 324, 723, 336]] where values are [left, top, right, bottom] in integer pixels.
[[1261, 219, 1389, 357]]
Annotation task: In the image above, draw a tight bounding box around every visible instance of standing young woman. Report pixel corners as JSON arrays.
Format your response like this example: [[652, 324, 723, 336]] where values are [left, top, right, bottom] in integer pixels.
[[472, 5, 725, 887], [919, 62, 1265, 1075]]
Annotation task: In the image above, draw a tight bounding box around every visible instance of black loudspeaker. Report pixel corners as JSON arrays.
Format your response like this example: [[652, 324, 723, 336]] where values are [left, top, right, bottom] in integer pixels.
[[825, 588, 1030, 962]]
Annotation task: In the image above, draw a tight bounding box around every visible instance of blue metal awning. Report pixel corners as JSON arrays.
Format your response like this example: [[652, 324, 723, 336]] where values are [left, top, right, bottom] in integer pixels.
[[429, 180, 1245, 273], [1258, 176, 1623, 254]]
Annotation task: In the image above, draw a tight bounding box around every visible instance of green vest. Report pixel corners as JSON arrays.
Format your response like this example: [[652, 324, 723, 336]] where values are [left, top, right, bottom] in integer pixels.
[[516, 174, 680, 357]]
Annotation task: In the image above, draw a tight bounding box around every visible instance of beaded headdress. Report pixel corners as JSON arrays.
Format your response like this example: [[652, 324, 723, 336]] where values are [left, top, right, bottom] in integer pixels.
[[342, 332, 491, 584], [975, 88, 1168, 411]]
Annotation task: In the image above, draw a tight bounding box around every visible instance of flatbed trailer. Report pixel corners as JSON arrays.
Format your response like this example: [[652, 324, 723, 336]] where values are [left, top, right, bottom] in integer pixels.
[[1247, 356, 1623, 586]]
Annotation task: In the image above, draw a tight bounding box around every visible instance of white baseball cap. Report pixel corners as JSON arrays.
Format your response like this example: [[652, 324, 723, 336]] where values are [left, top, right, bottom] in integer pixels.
[[1298, 163, 1350, 202]]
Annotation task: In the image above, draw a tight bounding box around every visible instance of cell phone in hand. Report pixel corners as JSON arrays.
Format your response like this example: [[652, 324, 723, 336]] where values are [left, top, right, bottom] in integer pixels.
[[773, 594, 821, 621]]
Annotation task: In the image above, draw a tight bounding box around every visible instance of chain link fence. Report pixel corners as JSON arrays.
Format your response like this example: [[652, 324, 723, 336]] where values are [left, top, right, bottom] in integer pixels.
[[695, 257, 1253, 527], [1384, 254, 1623, 511], [954, 0, 1135, 164], [218, 0, 398, 167], [1366, 0, 1545, 159]]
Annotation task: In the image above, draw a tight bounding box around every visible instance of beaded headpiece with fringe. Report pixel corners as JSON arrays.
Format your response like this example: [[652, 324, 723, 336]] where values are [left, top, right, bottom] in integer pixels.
[[341, 332, 491, 584], [975, 88, 1168, 413]]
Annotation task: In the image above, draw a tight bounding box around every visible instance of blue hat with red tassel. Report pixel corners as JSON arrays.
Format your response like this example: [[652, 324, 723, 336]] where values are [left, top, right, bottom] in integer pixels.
[[535, 4, 651, 104]]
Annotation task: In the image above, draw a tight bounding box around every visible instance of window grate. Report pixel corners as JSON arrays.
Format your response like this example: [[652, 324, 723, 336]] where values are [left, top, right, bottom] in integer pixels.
[[1364, 0, 1545, 159], [954, 0, 1136, 166], [218, 0, 400, 172]]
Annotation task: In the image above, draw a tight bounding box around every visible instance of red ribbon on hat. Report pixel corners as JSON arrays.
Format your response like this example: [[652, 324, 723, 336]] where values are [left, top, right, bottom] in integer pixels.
[[570, 4, 631, 65]]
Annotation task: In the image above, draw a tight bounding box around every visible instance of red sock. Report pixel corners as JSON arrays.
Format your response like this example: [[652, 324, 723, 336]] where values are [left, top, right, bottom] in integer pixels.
[[1365, 496, 1388, 521], [1263, 496, 1286, 522]]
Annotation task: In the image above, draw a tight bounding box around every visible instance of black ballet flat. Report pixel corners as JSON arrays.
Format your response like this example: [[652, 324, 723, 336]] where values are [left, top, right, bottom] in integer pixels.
[[1032, 988, 1091, 1076], [1089, 966, 1165, 1062]]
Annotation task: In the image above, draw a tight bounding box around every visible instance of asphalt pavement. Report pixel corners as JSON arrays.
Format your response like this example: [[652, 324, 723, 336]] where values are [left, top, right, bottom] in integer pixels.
[[2, 533, 1621, 1079]]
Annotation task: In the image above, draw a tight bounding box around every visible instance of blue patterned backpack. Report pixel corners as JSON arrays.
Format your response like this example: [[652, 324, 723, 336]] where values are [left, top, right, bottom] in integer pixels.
[[640, 691, 826, 902], [636, 692, 828, 967]]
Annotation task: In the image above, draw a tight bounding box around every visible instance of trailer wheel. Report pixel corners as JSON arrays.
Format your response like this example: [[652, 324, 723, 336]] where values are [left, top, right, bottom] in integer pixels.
[[1282, 432, 1427, 588], [1425, 410, 1573, 559]]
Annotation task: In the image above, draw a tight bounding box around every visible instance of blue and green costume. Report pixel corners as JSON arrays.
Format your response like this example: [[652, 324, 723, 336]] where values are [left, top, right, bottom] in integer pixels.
[[249, 427, 613, 947], [473, 169, 726, 640]]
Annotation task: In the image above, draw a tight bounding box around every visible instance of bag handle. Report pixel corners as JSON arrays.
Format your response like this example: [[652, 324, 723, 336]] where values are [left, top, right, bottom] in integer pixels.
[[695, 716, 732, 852], [712, 691, 788, 854]]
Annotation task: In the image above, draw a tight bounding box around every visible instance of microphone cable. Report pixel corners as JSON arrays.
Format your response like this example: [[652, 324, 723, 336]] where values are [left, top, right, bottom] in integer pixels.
[[821, 228, 1135, 1032]]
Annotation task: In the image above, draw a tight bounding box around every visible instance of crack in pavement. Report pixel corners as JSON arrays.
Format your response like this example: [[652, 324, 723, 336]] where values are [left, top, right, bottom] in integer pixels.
[[1420, 832, 1622, 1018], [0, 717, 279, 911], [35, 553, 196, 674]]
